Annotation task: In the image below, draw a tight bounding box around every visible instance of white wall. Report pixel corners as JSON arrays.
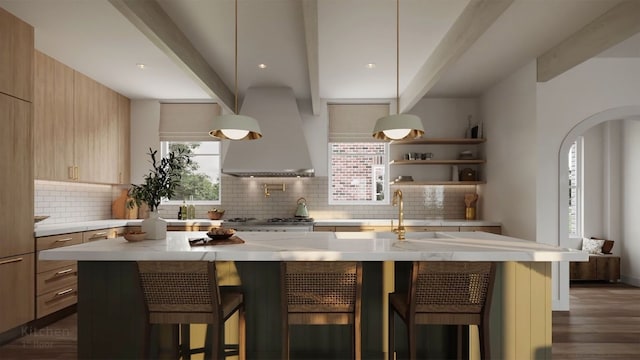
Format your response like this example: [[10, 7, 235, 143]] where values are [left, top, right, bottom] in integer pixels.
[[130, 100, 161, 184], [537, 57, 640, 308], [479, 61, 537, 241], [622, 119, 640, 285], [582, 123, 605, 241]]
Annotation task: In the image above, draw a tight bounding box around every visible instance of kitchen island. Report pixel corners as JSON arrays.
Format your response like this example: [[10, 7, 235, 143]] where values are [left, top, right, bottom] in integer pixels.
[[40, 231, 586, 359]]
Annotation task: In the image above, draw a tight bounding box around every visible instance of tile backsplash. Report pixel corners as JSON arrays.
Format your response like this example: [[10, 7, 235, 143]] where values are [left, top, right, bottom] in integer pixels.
[[35, 180, 116, 224], [36, 178, 478, 224]]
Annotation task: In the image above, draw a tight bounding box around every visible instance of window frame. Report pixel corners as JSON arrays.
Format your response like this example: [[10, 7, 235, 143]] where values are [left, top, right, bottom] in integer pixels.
[[327, 142, 390, 205], [568, 137, 583, 238], [160, 140, 222, 206]]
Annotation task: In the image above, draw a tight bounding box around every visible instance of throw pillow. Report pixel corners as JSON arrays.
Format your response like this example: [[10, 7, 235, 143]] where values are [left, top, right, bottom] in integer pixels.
[[591, 237, 615, 254], [582, 238, 605, 254]]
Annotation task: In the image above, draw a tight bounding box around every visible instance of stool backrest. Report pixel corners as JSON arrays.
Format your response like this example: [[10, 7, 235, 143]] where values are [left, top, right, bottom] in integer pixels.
[[410, 261, 495, 314], [137, 261, 220, 314], [282, 261, 362, 313]]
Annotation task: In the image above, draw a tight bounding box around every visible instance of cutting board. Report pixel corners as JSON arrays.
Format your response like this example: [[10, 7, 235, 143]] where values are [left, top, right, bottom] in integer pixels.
[[111, 190, 128, 219]]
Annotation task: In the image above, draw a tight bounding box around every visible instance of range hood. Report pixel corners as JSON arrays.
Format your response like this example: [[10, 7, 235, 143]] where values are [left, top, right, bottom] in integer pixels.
[[222, 87, 314, 177]]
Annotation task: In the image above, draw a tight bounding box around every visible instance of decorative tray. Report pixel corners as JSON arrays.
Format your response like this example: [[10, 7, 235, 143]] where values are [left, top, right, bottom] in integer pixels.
[[188, 236, 244, 246]]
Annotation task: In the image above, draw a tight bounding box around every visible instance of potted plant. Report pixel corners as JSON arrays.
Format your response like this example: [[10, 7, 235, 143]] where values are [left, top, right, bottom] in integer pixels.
[[129, 148, 192, 239]]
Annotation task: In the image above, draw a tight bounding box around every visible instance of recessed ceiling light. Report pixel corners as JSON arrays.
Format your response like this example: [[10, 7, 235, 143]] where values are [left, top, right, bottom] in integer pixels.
[[136, 63, 146, 70], [366, 63, 376, 69], [258, 63, 267, 69]]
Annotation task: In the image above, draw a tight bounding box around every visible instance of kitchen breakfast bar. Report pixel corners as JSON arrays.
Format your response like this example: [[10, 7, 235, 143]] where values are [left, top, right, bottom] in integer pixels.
[[39, 231, 587, 359]]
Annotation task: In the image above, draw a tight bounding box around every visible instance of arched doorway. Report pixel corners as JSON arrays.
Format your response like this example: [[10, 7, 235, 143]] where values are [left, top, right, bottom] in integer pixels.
[[558, 106, 640, 296]]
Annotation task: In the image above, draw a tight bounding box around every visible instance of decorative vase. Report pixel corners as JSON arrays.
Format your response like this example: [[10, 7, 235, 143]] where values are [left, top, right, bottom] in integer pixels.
[[142, 211, 167, 240]]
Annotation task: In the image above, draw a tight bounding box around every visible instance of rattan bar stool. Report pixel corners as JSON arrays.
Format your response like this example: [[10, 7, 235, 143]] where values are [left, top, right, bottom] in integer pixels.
[[137, 261, 246, 360], [281, 261, 363, 360], [388, 261, 496, 360]]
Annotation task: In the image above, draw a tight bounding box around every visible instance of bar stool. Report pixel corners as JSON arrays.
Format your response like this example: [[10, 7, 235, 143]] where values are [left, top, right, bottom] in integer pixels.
[[137, 261, 246, 360], [388, 261, 496, 360], [281, 261, 363, 360]]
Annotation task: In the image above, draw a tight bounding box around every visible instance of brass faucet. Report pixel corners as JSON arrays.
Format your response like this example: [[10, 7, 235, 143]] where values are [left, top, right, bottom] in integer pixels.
[[392, 189, 405, 240]]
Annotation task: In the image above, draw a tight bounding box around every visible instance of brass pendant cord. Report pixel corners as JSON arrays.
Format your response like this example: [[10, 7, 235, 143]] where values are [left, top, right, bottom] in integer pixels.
[[395, 0, 399, 114], [234, 0, 238, 114]]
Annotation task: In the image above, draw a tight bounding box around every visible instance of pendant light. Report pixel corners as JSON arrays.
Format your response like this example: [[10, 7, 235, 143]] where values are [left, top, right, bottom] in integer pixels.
[[210, 0, 262, 140], [372, 0, 424, 141]]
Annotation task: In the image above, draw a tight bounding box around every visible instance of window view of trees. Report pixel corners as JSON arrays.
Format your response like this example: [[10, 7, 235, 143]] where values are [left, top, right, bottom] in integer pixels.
[[162, 142, 220, 202]]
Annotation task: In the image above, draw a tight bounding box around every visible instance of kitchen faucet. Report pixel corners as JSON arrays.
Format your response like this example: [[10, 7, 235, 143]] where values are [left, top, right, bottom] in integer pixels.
[[392, 189, 405, 240]]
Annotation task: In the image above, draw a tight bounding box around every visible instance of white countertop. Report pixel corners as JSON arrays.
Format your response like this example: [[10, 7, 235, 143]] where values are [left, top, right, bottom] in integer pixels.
[[34, 219, 223, 237], [34, 219, 499, 237], [39, 231, 587, 262]]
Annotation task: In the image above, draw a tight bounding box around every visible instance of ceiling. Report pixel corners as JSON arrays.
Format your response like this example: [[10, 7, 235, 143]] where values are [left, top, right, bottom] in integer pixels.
[[0, 0, 634, 111]]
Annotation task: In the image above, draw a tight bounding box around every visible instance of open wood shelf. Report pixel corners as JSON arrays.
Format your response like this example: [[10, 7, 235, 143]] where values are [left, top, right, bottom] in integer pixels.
[[390, 138, 486, 145], [390, 159, 485, 165]]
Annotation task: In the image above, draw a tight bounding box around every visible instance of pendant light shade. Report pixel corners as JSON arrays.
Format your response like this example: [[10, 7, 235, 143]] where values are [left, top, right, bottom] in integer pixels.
[[210, 0, 262, 141], [372, 113, 424, 140], [209, 114, 262, 140], [372, 0, 424, 141]]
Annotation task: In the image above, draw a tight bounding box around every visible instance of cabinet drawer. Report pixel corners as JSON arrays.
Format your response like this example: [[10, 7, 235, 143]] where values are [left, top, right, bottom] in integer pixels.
[[37, 263, 78, 296], [459, 226, 502, 234], [83, 229, 110, 242], [110, 227, 127, 238], [314, 226, 336, 232], [36, 232, 82, 251], [37, 284, 78, 318], [0, 253, 35, 333], [406, 226, 459, 232], [37, 259, 76, 274]]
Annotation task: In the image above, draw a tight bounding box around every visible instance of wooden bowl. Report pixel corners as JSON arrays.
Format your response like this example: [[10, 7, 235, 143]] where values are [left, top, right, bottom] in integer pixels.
[[207, 210, 225, 220], [124, 232, 146, 242]]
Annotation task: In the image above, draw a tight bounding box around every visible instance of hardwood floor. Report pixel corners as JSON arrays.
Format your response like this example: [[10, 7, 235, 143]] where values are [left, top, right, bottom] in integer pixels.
[[0, 313, 77, 360], [553, 282, 640, 360], [0, 282, 637, 359]]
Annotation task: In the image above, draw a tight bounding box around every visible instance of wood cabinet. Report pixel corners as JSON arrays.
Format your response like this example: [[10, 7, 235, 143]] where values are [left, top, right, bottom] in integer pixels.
[[315, 224, 502, 234], [34, 233, 78, 320], [0, 7, 33, 102], [459, 226, 502, 234], [389, 138, 486, 185], [570, 255, 620, 282], [0, 8, 35, 334], [0, 254, 35, 333], [117, 93, 131, 184], [0, 94, 34, 258], [33, 52, 130, 184], [34, 50, 75, 181]]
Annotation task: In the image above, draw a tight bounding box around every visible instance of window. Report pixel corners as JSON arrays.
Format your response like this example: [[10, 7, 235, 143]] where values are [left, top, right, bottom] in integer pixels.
[[160, 141, 221, 205], [568, 137, 583, 237], [329, 142, 389, 204]]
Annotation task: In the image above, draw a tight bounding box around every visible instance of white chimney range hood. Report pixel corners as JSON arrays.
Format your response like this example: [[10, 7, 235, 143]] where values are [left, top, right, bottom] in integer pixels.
[[221, 87, 314, 177]]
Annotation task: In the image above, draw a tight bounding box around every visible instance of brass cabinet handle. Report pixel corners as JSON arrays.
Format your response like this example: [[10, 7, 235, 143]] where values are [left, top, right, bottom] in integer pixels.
[[55, 237, 73, 243], [91, 232, 107, 237], [0, 257, 23, 265], [55, 288, 74, 297], [74, 166, 79, 180], [54, 268, 74, 276], [68, 166, 74, 180]]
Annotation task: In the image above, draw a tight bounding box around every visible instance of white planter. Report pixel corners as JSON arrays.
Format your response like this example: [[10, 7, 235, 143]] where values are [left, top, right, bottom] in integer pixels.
[[142, 211, 167, 240]]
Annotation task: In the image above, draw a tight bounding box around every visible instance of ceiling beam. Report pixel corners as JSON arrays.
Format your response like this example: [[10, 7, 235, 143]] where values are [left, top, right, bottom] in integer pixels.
[[400, 0, 513, 112], [302, 0, 320, 116], [537, 1, 640, 83], [109, 0, 235, 112]]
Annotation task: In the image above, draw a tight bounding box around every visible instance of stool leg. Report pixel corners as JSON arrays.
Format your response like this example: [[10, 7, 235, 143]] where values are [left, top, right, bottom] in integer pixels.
[[181, 324, 191, 360], [479, 322, 490, 360], [388, 301, 395, 360], [238, 305, 246, 360]]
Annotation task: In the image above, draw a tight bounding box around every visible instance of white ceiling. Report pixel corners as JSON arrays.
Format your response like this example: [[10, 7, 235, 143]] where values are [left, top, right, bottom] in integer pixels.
[[0, 0, 633, 106]]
